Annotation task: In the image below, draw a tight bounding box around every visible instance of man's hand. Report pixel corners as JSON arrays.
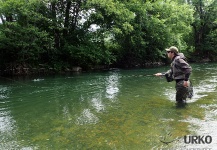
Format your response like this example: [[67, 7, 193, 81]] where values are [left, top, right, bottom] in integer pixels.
[[183, 81, 189, 87], [154, 73, 163, 76]]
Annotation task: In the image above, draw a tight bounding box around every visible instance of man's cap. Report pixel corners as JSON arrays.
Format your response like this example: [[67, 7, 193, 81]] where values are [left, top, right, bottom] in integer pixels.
[[165, 46, 179, 54]]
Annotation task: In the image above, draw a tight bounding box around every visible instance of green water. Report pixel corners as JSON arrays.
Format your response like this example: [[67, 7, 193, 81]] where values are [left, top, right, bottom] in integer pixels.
[[1, 63, 217, 149]]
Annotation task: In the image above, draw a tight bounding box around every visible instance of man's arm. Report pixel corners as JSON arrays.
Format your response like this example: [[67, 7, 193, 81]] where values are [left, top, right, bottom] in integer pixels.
[[154, 69, 171, 76]]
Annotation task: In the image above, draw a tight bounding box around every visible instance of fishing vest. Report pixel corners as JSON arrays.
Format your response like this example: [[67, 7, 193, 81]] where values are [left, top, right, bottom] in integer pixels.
[[171, 55, 188, 80]]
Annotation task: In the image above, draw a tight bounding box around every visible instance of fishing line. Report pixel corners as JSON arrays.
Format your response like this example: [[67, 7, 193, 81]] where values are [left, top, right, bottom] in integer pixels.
[[119, 74, 165, 79], [0, 73, 164, 90]]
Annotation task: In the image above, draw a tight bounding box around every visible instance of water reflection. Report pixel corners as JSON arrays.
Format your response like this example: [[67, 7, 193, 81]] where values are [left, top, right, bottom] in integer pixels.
[[76, 72, 120, 125], [91, 96, 105, 112], [188, 74, 217, 103], [0, 111, 17, 149], [62, 105, 71, 120], [0, 86, 10, 100], [105, 72, 120, 100], [0, 85, 17, 149], [0, 111, 15, 133], [76, 109, 99, 125]]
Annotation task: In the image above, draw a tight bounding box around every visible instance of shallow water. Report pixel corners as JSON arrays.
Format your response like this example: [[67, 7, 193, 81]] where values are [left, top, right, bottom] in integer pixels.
[[0, 63, 217, 149]]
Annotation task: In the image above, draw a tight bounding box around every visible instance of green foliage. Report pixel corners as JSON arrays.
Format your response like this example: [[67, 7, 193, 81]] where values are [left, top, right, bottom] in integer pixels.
[[0, 0, 55, 70], [113, 0, 194, 66], [191, 0, 217, 57], [0, 0, 217, 74], [203, 29, 217, 60], [0, 22, 53, 64], [145, 1, 193, 52]]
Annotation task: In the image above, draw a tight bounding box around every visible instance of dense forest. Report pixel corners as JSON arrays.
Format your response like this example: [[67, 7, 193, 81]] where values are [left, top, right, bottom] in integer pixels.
[[0, 0, 217, 75]]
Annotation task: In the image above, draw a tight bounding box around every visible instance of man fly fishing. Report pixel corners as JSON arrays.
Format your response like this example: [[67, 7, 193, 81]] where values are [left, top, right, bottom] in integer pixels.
[[154, 46, 193, 104]]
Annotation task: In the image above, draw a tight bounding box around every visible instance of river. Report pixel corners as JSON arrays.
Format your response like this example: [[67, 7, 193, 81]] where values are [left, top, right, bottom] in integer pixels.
[[0, 63, 217, 149]]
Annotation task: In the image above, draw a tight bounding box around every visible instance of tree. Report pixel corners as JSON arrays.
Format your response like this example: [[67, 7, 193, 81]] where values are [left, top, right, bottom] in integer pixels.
[[112, 0, 194, 67], [0, 0, 55, 72], [191, 0, 217, 58], [73, 0, 135, 68]]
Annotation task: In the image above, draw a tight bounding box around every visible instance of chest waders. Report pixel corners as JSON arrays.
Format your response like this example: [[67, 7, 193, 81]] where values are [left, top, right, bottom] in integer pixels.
[[171, 56, 193, 103]]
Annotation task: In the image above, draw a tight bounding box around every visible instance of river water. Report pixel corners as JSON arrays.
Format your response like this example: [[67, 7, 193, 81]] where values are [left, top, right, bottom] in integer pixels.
[[0, 63, 217, 149]]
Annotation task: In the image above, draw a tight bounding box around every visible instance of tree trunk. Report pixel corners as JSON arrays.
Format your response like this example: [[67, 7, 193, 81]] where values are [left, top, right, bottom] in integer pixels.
[[51, 1, 60, 49], [63, 0, 72, 37]]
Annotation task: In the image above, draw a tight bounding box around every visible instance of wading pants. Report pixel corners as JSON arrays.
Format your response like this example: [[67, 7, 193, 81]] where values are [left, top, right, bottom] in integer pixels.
[[175, 80, 189, 102]]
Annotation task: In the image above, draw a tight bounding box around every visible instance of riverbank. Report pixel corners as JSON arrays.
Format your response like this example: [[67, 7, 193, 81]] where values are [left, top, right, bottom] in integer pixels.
[[0, 57, 214, 76], [0, 61, 166, 76]]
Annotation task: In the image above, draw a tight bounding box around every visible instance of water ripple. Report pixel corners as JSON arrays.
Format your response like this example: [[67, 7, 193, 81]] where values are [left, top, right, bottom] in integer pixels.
[[76, 109, 99, 125], [91, 97, 105, 112], [177, 104, 217, 149], [105, 73, 120, 100], [0, 86, 10, 100], [164, 75, 217, 103]]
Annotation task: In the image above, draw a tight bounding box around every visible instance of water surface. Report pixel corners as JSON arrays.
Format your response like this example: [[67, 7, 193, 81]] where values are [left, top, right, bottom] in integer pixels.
[[0, 63, 217, 149]]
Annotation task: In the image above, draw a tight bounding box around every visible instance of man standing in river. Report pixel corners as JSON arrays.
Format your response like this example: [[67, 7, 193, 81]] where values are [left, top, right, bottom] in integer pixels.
[[154, 46, 192, 104]]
